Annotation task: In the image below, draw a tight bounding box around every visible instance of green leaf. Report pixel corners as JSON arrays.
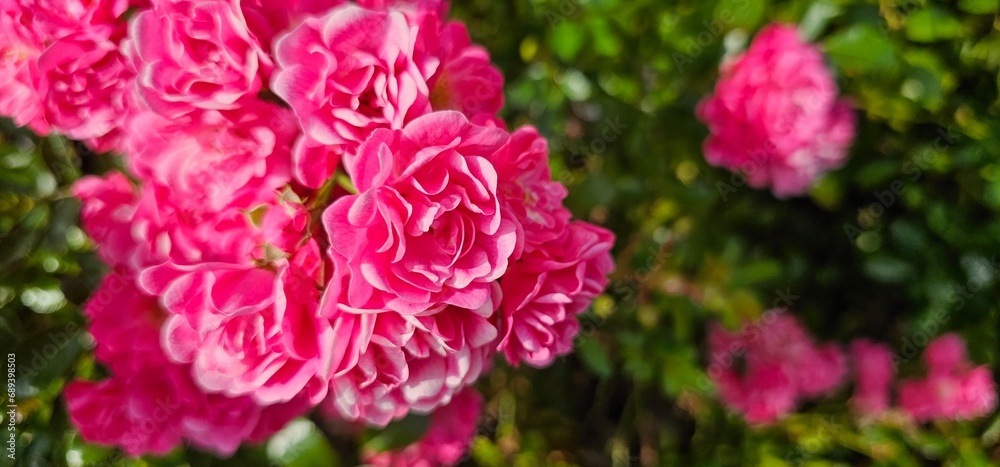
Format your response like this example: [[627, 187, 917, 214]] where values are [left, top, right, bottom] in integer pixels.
[[959, 0, 999, 14], [905, 8, 964, 43], [577, 336, 613, 378], [549, 22, 586, 62], [15, 324, 83, 393], [363, 413, 431, 454], [265, 419, 339, 467], [863, 256, 916, 284], [823, 23, 898, 75]]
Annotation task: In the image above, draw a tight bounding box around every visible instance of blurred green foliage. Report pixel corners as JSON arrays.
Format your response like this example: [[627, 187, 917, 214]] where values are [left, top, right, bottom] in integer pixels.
[[3, 0, 1000, 465]]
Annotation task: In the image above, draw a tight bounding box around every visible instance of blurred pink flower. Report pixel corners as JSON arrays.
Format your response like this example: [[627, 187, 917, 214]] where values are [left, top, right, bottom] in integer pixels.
[[322, 111, 515, 315], [74, 173, 145, 268], [898, 333, 997, 421], [74, 171, 291, 270], [848, 339, 895, 416], [122, 101, 296, 212], [362, 387, 483, 467], [0, 0, 138, 150], [697, 23, 855, 197], [35, 32, 132, 152], [497, 221, 614, 368], [924, 332, 967, 376], [707, 311, 847, 424], [0, 33, 49, 135], [3, 0, 132, 42]]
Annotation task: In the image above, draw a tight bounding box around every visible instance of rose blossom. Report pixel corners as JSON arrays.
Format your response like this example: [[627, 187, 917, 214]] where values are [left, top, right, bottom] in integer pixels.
[[362, 387, 483, 467], [426, 21, 503, 118], [66, 272, 311, 456], [35, 32, 131, 153], [271, 4, 437, 186], [4, 0, 132, 42], [497, 221, 614, 367], [321, 111, 516, 315], [0, 33, 49, 135], [696, 23, 855, 197], [75, 166, 332, 405], [140, 240, 334, 405], [321, 273, 498, 427], [488, 125, 570, 250], [1, 0, 141, 151], [123, 101, 296, 212], [707, 311, 847, 424], [74, 173, 143, 269], [74, 171, 291, 271], [127, 0, 272, 117], [898, 333, 998, 421]]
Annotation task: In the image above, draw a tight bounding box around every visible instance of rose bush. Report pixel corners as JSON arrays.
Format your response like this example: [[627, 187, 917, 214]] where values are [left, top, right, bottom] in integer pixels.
[[3, 0, 1000, 465]]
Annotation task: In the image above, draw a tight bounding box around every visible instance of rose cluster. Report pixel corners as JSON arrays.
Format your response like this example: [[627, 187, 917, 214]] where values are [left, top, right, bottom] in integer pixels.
[[709, 312, 997, 424], [0, 0, 615, 460]]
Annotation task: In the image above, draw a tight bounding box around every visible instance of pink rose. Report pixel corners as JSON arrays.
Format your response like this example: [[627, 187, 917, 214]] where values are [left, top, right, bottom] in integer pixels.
[[707, 311, 847, 424], [65, 273, 312, 456], [323, 283, 499, 426], [4, 0, 132, 42], [714, 361, 798, 425], [426, 21, 504, 118], [497, 221, 614, 368], [848, 339, 894, 416], [123, 101, 296, 212], [322, 111, 516, 315], [74, 173, 144, 268], [0, 33, 49, 134], [697, 23, 855, 197], [138, 239, 333, 405], [35, 32, 132, 153], [0, 0, 139, 139], [362, 387, 483, 467], [357, 0, 449, 20], [898, 333, 997, 421], [127, 0, 271, 117], [74, 172, 285, 271], [76, 169, 330, 405], [488, 125, 570, 250], [271, 4, 437, 185]]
